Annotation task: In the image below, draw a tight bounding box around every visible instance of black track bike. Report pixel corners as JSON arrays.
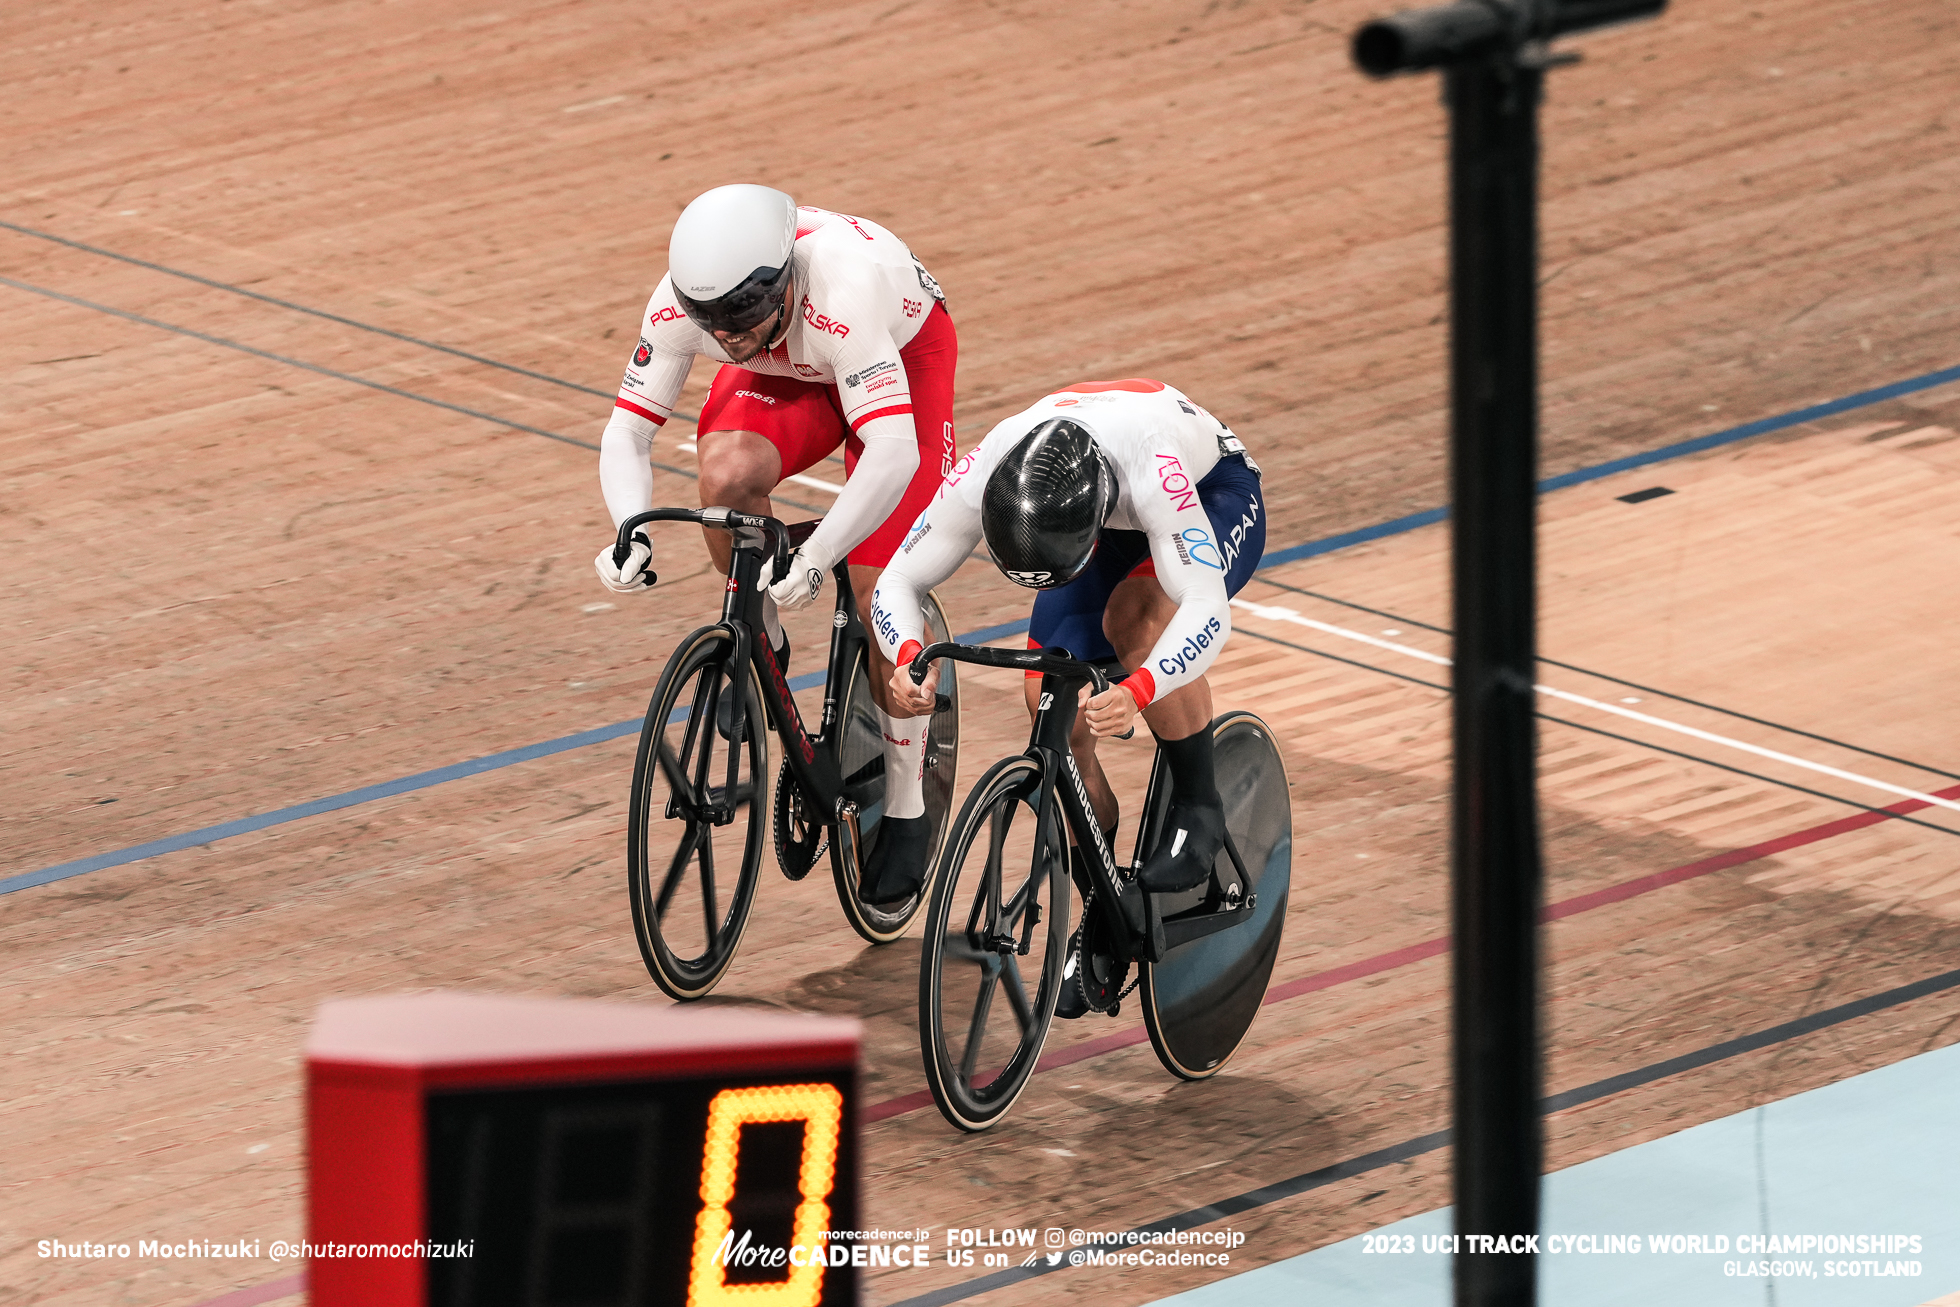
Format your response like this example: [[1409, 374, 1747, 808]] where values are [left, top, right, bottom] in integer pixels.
[[907, 642, 1291, 1131], [613, 507, 960, 1001]]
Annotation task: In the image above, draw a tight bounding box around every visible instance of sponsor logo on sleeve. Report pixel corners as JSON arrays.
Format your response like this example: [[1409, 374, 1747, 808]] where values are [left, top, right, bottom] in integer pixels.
[[843, 361, 898, 390], [649, 304, 688, 326], [903, 297, 924, 318], [633, 338, 653, 366], [1156, 615, 1224, 678], [839, 212, 876, 241], [871, 589, 904, 648], [1156, 453, 1199, 512], [902, 520, 932, 552], [939, 449, 980, 498], [1175, 526, 1225, 569]]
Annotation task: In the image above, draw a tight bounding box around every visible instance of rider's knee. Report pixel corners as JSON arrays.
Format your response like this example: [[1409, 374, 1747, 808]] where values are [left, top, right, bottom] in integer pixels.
[[1104, 576, 1175, 665], [696, 430, 779, 504]]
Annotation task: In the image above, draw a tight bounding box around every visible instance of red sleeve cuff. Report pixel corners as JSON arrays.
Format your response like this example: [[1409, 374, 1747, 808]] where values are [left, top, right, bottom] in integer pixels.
[[1122, 668, 1156, 710], [849, 403, 914, 432], [614, 397, 668, 425], [897, 639, 924, 669]]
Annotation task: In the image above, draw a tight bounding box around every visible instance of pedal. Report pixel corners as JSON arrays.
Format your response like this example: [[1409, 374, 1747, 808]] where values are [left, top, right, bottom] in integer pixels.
[[836, 800, 864, 882]]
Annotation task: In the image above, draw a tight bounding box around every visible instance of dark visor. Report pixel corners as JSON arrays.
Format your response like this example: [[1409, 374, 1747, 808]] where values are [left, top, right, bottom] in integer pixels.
[[672, 262, 792, 335]]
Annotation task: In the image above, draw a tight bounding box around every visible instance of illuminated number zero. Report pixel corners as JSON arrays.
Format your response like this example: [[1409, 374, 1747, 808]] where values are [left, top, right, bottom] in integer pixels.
[[686, 1083, 844, 1306]]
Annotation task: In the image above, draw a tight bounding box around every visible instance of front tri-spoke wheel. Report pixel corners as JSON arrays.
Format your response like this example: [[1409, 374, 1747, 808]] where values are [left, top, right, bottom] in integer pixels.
[[918, 756, 1068, 1131], [627, 627, 767, 1001]]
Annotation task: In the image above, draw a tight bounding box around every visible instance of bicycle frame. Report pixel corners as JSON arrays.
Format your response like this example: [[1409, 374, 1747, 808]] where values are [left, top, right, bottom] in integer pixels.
[[614, 507, 870, 837], [909, 641, 1259, 962]]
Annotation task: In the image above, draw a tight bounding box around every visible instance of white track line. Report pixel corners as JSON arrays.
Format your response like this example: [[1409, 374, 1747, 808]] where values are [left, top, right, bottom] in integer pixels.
[[783, 472, 843, 495], [1229, 598, 1960, 815]]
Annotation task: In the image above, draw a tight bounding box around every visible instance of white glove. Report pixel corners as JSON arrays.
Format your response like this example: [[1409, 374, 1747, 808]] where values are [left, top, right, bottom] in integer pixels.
[[595, 531, 656, 594], [766, 545, 830, 612]]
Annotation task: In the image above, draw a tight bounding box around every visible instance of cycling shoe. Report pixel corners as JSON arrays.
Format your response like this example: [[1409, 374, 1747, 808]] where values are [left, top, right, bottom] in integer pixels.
[[718, 633, 789, 741], [856, 813, 932, 906], [1138, 799, 1227, 894]]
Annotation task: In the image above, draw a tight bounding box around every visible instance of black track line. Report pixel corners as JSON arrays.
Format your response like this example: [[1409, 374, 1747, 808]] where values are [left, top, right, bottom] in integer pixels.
[[1251, 575, 1960, 783], [888, 966, 1960, 1306], [0, 218, 619, 399], [1234, 624, 1960, 839], [1, 273, 833, 512]]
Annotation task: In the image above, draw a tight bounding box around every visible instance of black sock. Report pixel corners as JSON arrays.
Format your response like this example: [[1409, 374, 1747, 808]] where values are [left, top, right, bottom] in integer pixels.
[[1158, 729, 1220, 808]]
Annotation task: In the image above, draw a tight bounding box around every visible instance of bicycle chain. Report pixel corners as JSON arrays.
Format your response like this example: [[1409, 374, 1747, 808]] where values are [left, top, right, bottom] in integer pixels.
[[772, 770, 827, 881], [1073, 889, 1137, 1012]]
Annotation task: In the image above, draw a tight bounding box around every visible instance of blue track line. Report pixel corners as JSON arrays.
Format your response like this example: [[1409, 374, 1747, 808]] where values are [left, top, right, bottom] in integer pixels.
[[1, 669, 819, 897], [1261, 362, 1960, 569], [7, 362, 1958, 899]]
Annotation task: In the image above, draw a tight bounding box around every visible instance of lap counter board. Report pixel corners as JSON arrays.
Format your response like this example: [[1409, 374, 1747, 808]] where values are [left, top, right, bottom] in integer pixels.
[[305, 994, 861, 1306]]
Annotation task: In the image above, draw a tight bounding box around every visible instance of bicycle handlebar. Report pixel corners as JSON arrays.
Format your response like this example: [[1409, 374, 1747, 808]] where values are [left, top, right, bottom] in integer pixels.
[[612, 507, 797, 588], [907, 641, 1113, 696]]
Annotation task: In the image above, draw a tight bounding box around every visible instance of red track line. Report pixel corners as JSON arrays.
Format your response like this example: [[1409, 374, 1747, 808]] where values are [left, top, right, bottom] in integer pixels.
[[864, 779, 1960, 1125], [187, 781, 1960, 1307]]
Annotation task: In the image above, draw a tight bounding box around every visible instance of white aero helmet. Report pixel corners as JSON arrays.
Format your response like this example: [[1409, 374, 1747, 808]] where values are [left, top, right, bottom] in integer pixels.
[[667, 184, 798, 334]]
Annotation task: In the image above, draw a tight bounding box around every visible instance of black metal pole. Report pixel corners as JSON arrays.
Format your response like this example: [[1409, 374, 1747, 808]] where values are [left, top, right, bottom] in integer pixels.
[[1354, 3, 1663, 1302], [1446, 50, 1545, 1307]]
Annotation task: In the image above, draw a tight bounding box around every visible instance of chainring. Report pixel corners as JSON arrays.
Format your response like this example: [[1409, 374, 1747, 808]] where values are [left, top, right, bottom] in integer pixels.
[[1077, 900, 1133, 1014], [772, 765, 826, 881]]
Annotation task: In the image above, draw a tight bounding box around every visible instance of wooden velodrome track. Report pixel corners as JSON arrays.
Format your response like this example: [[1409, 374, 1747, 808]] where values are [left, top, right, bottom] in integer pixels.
[[4, 0, 1958, 1304]]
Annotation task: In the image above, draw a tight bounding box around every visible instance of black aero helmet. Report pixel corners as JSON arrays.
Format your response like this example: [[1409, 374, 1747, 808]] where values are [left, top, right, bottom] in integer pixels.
[[981, 419, 1117, 589]]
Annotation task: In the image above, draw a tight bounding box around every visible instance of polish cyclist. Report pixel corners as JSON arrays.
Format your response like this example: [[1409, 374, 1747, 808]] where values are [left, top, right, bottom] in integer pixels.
[[592, 184, 958, 903], [872, 379, 1267, 980]]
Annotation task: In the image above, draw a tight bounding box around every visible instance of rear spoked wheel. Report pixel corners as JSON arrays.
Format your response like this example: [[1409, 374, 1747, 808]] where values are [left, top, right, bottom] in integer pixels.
[[919, 756, 1069, 1132], [627, 627, 768, 1001]]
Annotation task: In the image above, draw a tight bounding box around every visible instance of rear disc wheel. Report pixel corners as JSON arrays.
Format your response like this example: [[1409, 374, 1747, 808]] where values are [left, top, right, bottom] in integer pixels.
[[1139, 711, 1291, 1079]]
